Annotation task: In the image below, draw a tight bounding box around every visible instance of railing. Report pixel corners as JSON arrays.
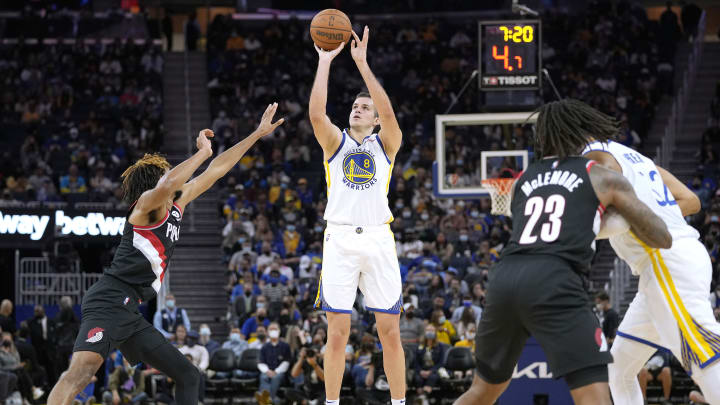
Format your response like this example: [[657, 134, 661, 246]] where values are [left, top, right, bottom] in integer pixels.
[[183, 47, 195, 234], [656, 10, 706, 168], [610, 257, 633, 313], [14, 251, 101, 306]]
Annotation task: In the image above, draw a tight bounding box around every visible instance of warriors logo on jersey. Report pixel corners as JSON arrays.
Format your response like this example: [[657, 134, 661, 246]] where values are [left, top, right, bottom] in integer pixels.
[[342, 149, 377, 189]]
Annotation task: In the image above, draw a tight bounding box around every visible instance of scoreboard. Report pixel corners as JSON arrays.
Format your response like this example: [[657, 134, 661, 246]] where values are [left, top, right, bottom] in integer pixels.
[[478, 20, 542, 91]]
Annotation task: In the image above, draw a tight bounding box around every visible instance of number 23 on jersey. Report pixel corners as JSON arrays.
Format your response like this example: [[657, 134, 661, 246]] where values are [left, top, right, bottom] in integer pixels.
[[519, 194, 566, 244]]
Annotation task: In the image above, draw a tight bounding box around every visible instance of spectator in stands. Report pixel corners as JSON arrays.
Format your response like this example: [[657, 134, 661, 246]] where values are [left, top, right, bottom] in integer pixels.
[[289, 346, 325, 403], [102, 357, 147, 405], [399, 303, 424, 345], [595, 291, 619, 346], [221, 327, 249, 359], [414, 324, 448, 399], [0, 300, 15, 335], [242, 305, 270, 341], [454, 322, 477, 352], [178, 330, 209, 374], [1, 332, 43, 403], [249, 325, 268, 349], [28, 306, 55, 384], [710, 285, 720, 320], [58, 164, 87, 195], [451, 296, 482, 325], [257, 322, 291, 404], [53, 296, 78, 378], [350, 334, 376, 387], [89, 166, 114, 201], [638, 350, 673, 405], [153, 294, 191, 339], [14, 323, 45, 393], [185, 11, 200, 51], [198, 324, 220, 356], [233, 281, 262, 327], [430, 309, 456, 345], [454, 305, 479, 339], [0, 368, 18, 404]]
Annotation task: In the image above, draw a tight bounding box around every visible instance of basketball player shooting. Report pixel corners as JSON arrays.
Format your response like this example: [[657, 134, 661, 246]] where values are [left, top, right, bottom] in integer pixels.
[[583, 133, 720, 403], [454, 99, 672, 405], [47, 104, 284, 405], [309, 26, 406, 405]]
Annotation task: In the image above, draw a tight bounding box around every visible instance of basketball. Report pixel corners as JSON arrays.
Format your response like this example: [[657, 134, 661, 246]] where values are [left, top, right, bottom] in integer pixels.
[[310, 9, 352, 50]]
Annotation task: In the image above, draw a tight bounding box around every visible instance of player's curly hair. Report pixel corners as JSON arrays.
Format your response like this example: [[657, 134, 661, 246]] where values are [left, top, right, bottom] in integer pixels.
[[120, 153, 171, 204], [534, 99, 618, 160]]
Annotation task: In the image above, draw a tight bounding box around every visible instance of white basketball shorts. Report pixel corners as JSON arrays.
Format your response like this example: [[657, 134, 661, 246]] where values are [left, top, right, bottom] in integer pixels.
[[617, 236, 720, 372], [314, 222, 403, 314]]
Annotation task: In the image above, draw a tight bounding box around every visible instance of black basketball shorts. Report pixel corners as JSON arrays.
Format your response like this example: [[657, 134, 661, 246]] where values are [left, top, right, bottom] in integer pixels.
[[73, 275, 167, 365], [474, 254, 613, 386]]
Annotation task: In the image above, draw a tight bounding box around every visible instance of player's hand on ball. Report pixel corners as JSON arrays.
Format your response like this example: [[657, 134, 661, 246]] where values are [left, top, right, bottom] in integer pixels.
[[350, 25, 369, 64], [197, 129, 213, 153], [256, 102, 285, 136], [314, 41, 345, 62]]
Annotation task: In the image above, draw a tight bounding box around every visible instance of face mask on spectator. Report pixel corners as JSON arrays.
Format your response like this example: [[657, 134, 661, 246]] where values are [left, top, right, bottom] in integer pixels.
[[280, 315, 290, 324], [245, 289, 252, 296], [463, 300, 472, 307], [402, 211, 411, 218], [448, 209, 456, 215], [238, 237, 245, 244], [596, 303, 604, 312], [466, 331, 476, 340], [257, 333, 266, 341], [438, 316, 446, 324], [287, 224, 296, 232], [424, 182, 432, 190], [421, 213, 430, 221], [258, 313, 266, 321], [459, 234, 469, 242], [1, 340, 10, 348], [425, 331, 436, 340], [269, 330, 280, 339], [200, 327, 211, 336], [166, 300, 175, 309], [314, 226, 323, 233], [395, 201, 404, 209], [470, 211, 479, 218], [256, 302, 265, 309], [406, 311, 414, 319], [230, 333, 241, 342]]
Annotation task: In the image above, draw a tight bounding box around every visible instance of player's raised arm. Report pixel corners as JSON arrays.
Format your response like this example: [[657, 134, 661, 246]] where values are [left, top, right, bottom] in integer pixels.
[[175, 103, 284, 210], [350, 26, 402, 160], [657, 165, 701, 216], [309, 43, 344, 157], [132, 133, 213, 219], [589, 163, 672, 249]]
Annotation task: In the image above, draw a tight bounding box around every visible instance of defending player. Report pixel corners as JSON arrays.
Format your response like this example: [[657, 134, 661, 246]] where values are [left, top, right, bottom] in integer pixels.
[[584, 133, 720, 403], [308, 26, 405, 405], [47, 104, 284, 405], [454, 99, 672, 405]]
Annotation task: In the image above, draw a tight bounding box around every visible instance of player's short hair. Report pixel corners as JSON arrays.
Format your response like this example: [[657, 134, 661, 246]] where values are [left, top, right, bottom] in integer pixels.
[[354, 91, 379, 118], [120, 153, 172, 204], [595, 291, 610, 302], [534, 99, 618, 160]]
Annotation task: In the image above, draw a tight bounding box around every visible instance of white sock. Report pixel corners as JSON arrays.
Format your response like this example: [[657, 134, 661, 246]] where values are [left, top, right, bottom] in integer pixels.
[[326, 400, 339, 405], [391, 399, 406, 405]]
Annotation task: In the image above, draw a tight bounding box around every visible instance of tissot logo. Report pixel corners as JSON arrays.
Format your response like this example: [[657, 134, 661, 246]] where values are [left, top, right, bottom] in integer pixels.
[[0, 209, 125, 241], [512, 362, 553, 379]]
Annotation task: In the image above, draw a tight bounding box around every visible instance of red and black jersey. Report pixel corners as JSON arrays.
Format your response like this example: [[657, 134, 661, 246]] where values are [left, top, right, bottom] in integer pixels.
[[105, 203, 183, 300], [501, 157, 603, 272]]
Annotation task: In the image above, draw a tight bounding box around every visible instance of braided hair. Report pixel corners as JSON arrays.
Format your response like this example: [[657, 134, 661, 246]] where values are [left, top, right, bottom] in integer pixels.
[[534, 99, 619, 160], [120, 153, 171, 204]]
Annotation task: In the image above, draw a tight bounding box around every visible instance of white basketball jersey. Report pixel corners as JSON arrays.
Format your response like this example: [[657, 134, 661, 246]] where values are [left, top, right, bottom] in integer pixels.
[[583, 141, 699, 273], [323, 129, 394, 226]]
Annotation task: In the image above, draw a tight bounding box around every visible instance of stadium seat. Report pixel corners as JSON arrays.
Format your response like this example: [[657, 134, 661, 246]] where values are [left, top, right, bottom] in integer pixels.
[[206, 348, 236, 404], [441, 347, 475, 395], [231, 348, 261, 397]]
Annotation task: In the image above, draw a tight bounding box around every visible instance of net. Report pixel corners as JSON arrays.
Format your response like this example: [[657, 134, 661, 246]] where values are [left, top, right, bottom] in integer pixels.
[[481, 178, 516, 216]]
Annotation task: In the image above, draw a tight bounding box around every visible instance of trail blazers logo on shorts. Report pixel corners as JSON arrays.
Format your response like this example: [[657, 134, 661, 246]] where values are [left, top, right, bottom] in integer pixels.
[[86, 327, 104, 343]]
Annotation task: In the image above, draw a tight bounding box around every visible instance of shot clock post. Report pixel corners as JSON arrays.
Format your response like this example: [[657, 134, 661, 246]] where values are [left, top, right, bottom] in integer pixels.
[[478, 20, 542, 90]]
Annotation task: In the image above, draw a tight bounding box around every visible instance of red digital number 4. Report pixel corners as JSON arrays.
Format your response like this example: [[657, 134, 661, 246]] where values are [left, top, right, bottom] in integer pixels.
[[492, 45, 523, 72]]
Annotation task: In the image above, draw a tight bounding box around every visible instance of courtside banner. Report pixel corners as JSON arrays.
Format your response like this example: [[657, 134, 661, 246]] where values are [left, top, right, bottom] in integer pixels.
[[0, 207, 126, 246]]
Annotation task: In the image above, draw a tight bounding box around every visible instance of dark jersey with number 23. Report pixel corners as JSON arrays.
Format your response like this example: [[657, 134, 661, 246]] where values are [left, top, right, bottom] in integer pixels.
[[501, 157, 603, 272]]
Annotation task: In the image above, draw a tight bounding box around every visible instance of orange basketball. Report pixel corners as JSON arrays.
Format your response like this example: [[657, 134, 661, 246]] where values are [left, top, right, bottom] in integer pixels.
[[310, 9, 352, 51]]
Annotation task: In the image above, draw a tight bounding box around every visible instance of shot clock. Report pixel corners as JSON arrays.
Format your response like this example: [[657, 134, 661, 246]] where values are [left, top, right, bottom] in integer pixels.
[[478, 20, 542, 91]]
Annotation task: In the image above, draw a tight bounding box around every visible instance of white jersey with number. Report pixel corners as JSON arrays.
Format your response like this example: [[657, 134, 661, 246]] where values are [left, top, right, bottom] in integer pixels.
[[582, 141, 699, 274], [323, 129, 394, 226]]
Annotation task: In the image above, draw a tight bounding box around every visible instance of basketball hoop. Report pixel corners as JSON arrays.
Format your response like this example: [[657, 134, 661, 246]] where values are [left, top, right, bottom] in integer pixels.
[[482, 177, 517, 216]]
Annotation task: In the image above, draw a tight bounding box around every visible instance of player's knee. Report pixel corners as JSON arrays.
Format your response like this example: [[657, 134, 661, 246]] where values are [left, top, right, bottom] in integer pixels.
[[64, 366, 95, 391], [326, 326, 349, 348], [377, 324, 402, 348]]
